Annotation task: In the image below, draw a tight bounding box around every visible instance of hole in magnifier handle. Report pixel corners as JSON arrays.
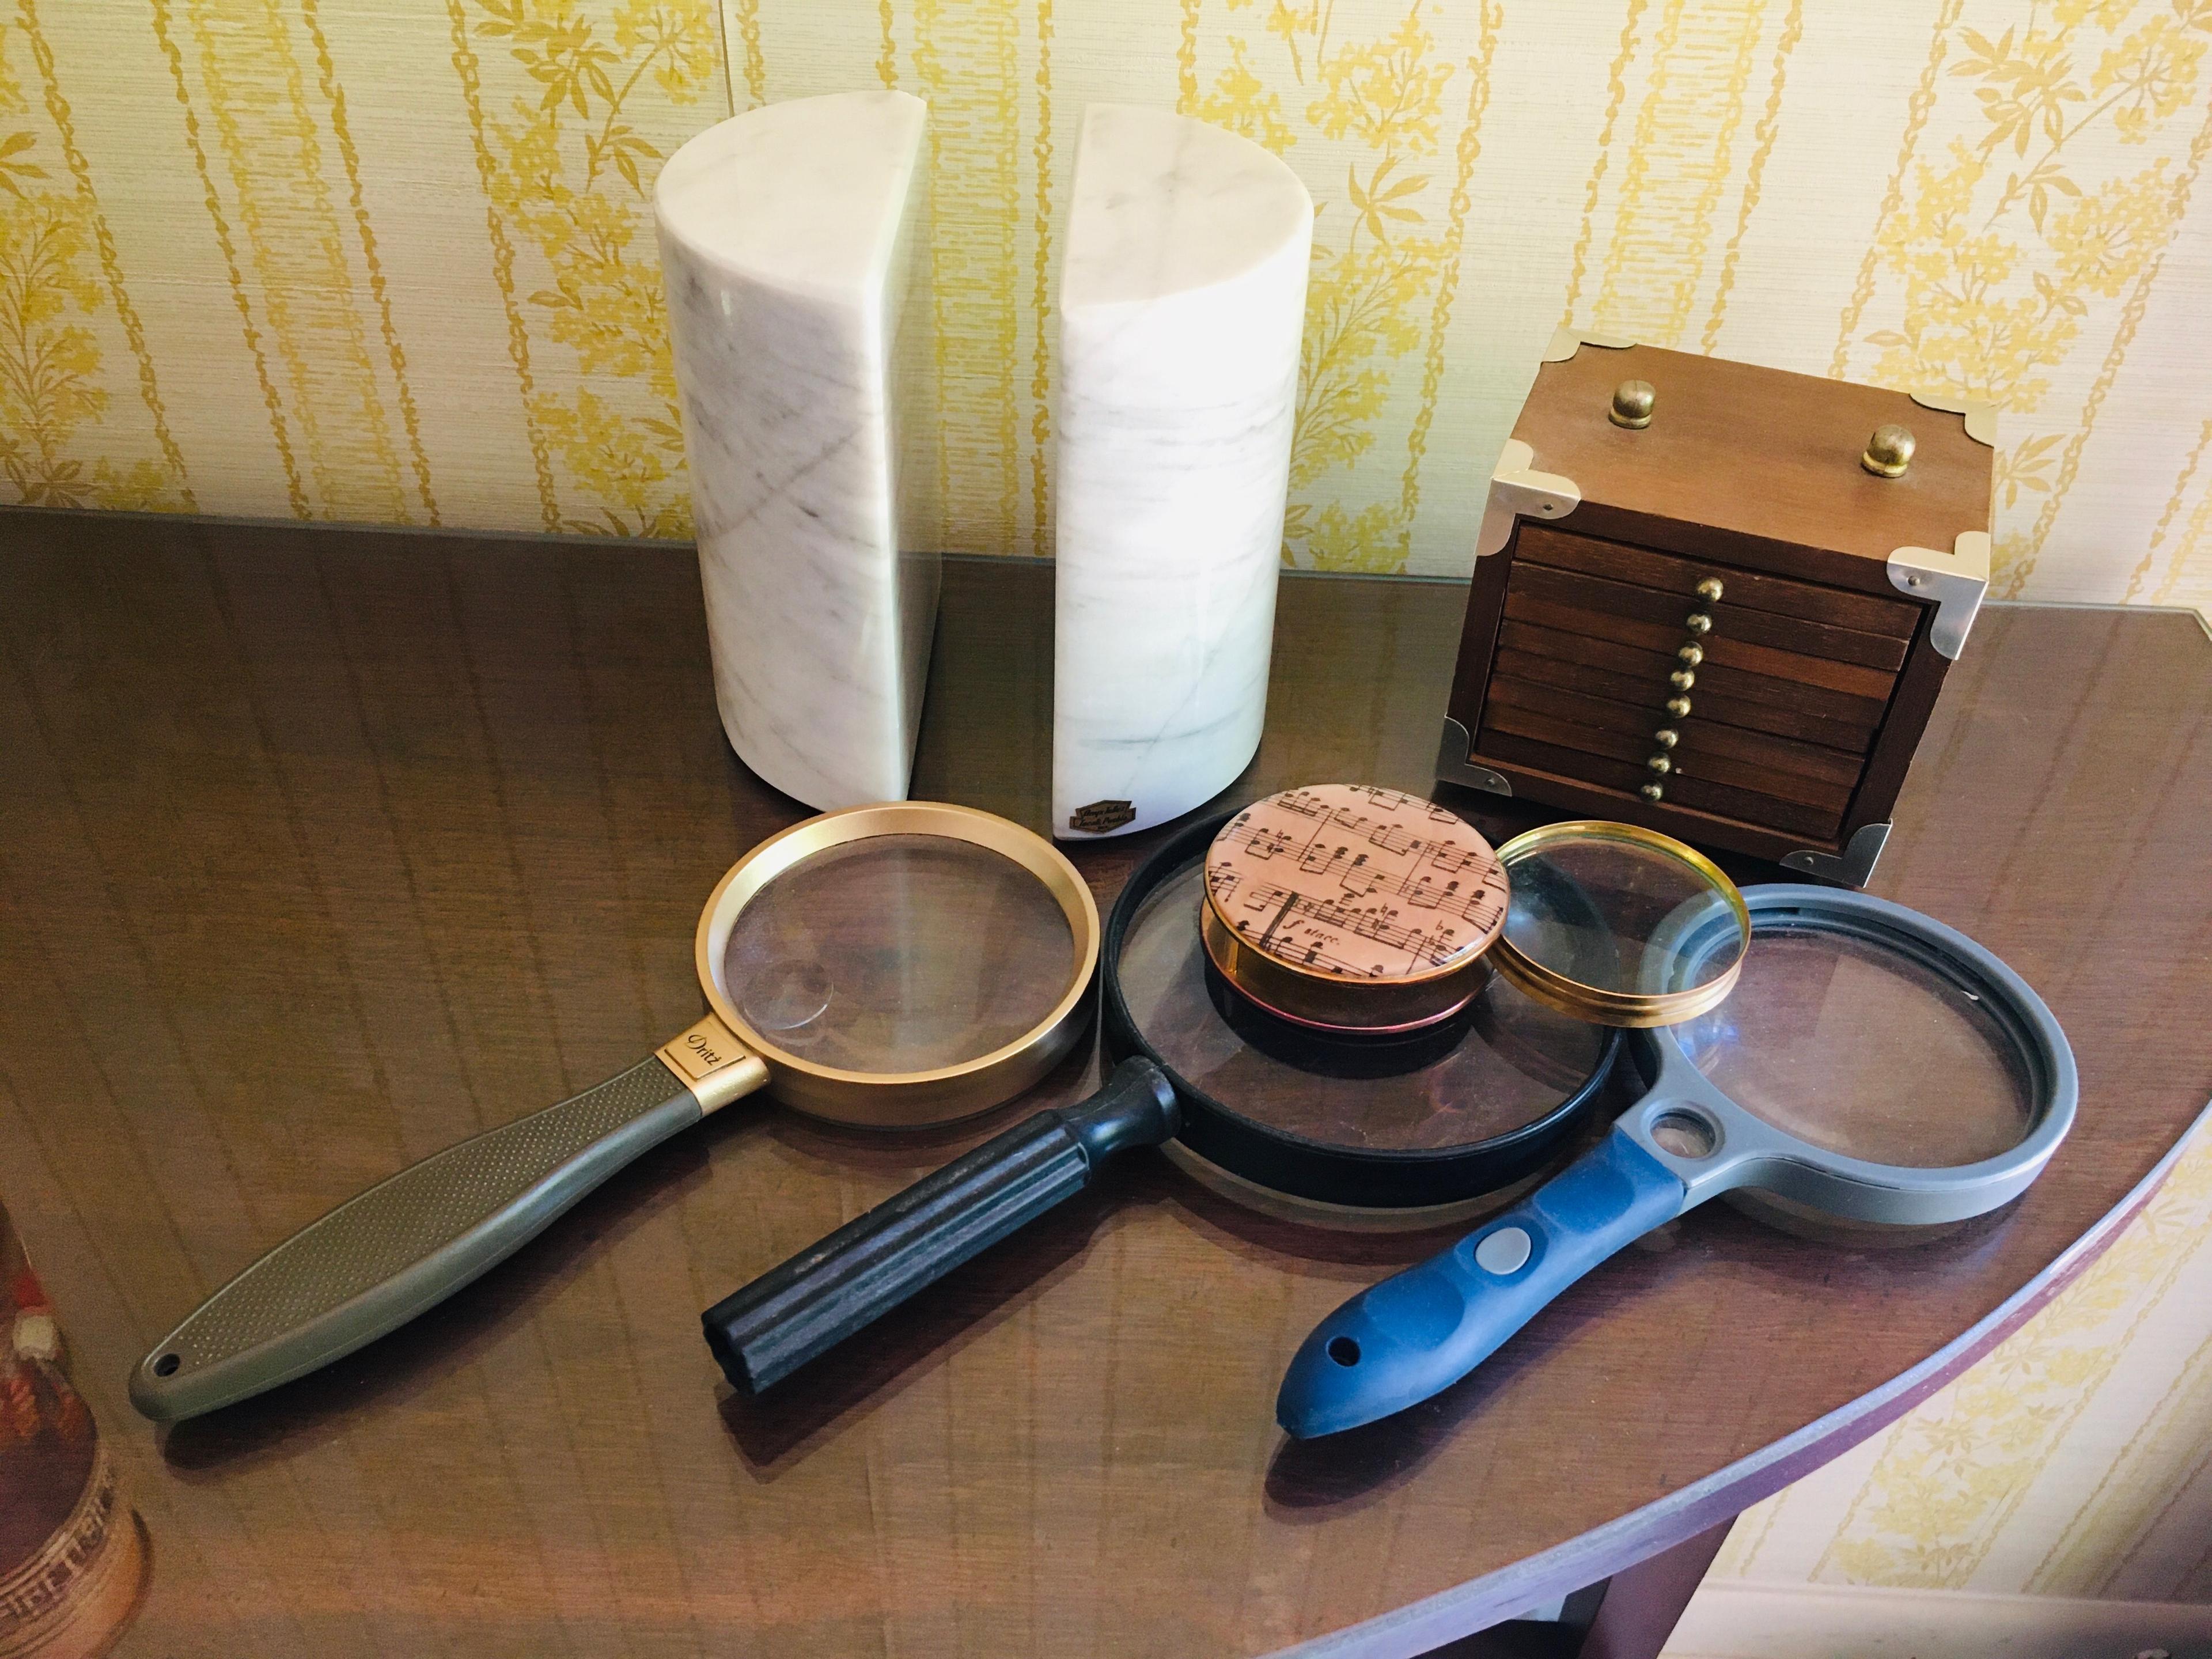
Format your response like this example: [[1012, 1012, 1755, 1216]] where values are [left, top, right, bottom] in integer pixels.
[[1327, 1336, 1361, 1366], [1650, 1109, 1719, 1160], [154, 1353, 180, 1376]]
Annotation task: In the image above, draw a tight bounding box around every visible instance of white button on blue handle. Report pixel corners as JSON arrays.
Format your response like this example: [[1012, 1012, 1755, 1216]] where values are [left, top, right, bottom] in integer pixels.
[[1275, 1126, 1689, 1438], [1473, 1226, 1532, 1275]]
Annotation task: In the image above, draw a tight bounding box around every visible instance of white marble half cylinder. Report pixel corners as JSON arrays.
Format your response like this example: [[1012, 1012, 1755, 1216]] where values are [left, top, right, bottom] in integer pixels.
[[655, 91, 936, 811], [1051, 105, 1313, 839]]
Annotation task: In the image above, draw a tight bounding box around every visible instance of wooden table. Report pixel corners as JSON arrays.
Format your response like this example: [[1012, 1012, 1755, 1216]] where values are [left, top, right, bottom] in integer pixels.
[[1, 510, 2207, 1658]]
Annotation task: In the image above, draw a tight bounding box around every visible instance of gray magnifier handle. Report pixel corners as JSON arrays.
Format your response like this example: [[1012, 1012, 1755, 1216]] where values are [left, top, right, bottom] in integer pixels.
[[1278, 886, 2078, 1438], [131, 1047, 752, 1422]]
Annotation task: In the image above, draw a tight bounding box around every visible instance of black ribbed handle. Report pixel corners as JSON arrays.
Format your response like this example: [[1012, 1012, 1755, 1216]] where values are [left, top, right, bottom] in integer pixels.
[[703, 1057, 1178, 1393]]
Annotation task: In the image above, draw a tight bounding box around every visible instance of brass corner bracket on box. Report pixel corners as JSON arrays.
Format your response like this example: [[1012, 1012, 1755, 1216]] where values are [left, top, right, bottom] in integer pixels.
[[1888, 529, 1991, 660], [1542, 325, 1635, 363], [1479, 439, 1583, 558], [1472, 327, 1627, 559], [1908, 389, 2000, 448], [1778, 821, 1894, 888], [1883, 396, 1995, 665], [1437, 716, 1511, 796]]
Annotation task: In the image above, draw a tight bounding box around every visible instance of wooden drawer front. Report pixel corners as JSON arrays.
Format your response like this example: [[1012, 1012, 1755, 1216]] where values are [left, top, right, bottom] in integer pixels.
[[1494, 623, 1885, 746], [1473, 533, 1925, 844], [1485, 681, 1860, 804], [1504, 569, 1904, 695], [1514, 525, 1921, 639], [1479, 729, 1843, 840]]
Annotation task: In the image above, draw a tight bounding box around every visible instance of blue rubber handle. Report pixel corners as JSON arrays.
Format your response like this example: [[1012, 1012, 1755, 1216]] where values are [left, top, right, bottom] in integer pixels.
[[1276, 1126, 1690, 1438]]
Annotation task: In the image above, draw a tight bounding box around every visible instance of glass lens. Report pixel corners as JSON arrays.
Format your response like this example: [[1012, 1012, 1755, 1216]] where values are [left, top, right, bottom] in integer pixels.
[[1502, 831, 1745, 998], [721, 834, 1076, 1073], [1672, 923, 2035, 1168], [1118, 863, 1607, 1151]]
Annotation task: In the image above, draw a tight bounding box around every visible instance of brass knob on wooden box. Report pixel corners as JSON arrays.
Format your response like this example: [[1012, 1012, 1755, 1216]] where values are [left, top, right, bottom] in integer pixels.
[[1609, 379, 1656, 429], [1646, 755, 1672, 775], [1653, 728, 1679, 748], [1685, 612, 1713, 635], [1677, 643, 1703, 666], [1695, 577, 1724, 602], [1641, 782, 1665, 802], [1670, 668, 1696, 690], [1862, 423, 1915, 478], [1666, 695, 1691, 718]]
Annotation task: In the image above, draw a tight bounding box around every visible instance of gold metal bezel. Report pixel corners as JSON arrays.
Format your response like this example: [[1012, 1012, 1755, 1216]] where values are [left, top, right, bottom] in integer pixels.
[[691, 802, 1102, 1127], [1487, 820, 1749, 1028]]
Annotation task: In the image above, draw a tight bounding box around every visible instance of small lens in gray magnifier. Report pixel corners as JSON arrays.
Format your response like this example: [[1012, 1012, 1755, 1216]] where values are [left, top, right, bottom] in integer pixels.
[[1672, 924, 2035, 1169], [721, 835, 1077, 1073]]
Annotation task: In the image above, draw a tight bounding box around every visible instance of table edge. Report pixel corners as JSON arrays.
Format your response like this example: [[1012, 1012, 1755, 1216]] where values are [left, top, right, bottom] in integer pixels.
[[1268, 1094, 2212, 1659]]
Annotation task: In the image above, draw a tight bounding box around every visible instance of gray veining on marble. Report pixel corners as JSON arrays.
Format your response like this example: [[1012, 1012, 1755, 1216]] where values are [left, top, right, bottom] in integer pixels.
[[656, 90, 935, 811], [1052, 104, 1313, 840]]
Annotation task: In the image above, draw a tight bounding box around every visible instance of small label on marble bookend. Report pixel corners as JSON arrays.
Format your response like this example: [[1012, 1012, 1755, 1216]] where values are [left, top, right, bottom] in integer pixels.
[[1068, 800, 1138, 835]]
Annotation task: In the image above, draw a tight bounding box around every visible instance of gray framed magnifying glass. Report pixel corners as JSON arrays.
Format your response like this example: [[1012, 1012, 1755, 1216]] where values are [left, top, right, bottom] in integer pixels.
[[1277, 884, 2078, 1437]]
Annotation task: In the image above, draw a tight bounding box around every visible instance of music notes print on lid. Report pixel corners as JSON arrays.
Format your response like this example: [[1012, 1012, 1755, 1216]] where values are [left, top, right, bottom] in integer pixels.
[[1203, 785, 1509, 984]]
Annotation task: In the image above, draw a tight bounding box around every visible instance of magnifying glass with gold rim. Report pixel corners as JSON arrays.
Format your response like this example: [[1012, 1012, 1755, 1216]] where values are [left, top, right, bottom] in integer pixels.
[[129, 801, 1129, 1422]]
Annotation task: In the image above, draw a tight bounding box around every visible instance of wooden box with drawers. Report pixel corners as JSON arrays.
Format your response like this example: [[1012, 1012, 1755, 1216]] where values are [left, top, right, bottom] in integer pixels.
[[1438, 331, 1995, 887]]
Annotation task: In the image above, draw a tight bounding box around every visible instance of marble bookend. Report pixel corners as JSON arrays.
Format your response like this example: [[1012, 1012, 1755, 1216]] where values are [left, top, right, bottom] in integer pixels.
[[656, 90, 937, 811], [1051, 104, 1313, 840]]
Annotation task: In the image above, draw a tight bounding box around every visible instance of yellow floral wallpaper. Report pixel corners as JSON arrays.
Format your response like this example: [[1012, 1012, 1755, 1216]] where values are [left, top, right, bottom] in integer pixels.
[[2, 0, 2211, 1612], [466, 0, 719, 537], [1188, 0, 1504, 573]]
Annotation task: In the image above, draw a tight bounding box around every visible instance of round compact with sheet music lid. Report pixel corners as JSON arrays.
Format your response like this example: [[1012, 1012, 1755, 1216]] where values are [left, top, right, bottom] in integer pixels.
[[1200, 785, 1511, 1034]]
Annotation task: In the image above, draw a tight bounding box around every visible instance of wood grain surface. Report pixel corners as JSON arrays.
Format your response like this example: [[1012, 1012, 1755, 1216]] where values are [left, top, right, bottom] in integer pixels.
[[0, 510, 2207, 1658], [1511, 344, 1992, 594]]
